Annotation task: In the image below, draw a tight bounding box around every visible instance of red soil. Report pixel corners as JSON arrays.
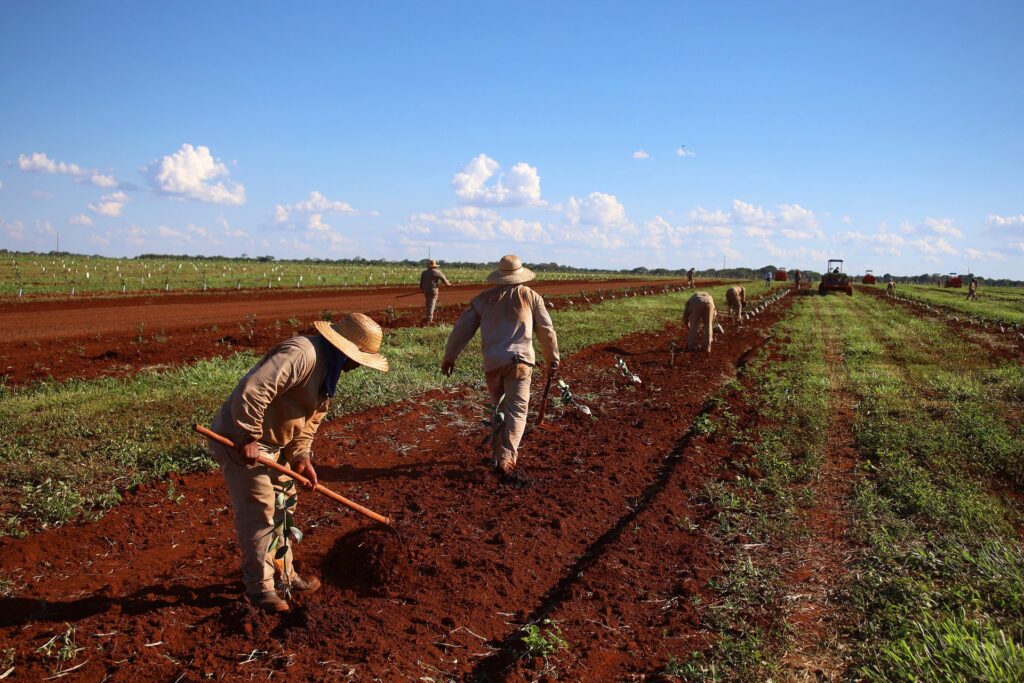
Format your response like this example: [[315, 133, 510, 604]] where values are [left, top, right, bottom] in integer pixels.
[[0, 279, 693, 386], [0, 289, 792, 682]]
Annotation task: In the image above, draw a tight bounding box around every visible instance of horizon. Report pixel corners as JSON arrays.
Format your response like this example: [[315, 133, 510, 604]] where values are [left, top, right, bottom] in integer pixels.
[[1, 2, 1023, 278]]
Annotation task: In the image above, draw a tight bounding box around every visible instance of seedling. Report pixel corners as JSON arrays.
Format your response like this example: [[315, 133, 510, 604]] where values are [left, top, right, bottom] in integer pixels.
[[520, 618, 568, 659], [556, 379, 595, 417], [614, 357, 642, 385], [267, 478, 303, 593], [479, 396, 506, 448]]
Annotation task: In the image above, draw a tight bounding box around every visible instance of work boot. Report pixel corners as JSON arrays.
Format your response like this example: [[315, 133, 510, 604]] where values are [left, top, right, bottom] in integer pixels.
[[246, 590, 290, 613], [276, 573, 321, 594]]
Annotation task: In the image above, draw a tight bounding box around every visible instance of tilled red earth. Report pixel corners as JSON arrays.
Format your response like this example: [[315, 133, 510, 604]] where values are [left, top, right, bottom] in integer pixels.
[[0, 279, 694, 386], [0, 291, 792, 682]]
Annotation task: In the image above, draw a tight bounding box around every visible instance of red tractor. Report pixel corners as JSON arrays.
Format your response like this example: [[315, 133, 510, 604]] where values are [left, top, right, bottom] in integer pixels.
[[774, 268, 789, 282], [862, 269, 877, 285], [819, 259, 853, 296], [945, 272, 963, 288]]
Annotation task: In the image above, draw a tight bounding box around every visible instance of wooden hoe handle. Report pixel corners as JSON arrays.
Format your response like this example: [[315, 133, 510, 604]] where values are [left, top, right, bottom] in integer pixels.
[[394, 289, 423, 299], [193, 424, 392, 526], [536, 370, 555, 426]]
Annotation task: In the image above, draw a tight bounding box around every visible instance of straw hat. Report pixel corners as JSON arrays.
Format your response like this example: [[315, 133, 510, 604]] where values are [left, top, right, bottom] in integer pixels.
[[313, 313, 389, 372], [426, 259, 438, 268], [486, 254, 535, 285]]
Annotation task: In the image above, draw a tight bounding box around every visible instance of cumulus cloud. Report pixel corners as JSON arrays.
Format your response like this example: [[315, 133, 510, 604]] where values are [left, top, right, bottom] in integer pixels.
[[899, 217, 963, 238], [272, 190, 373, 247], [987, 214, 1024, 229], [144, 144, 245, 205], [676, 146, 696, 158], [402, 206, 546, 244], [639, 215, 737, 257], [559, 192, 635, 248], [632, 150, 650, 160], [452, 154, 543, 207], [838, 228, 961, 261], [88, 191, 128, 217], [217, 216, 248, 238], [17, 152, 118, 187], [69, 214, 93, 226]]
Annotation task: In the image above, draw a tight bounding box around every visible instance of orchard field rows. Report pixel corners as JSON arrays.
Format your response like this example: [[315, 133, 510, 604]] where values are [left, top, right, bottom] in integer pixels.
[[0, 279, 1022, 681]]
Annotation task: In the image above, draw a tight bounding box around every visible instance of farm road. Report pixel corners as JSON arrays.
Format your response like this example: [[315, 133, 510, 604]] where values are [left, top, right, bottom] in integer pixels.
[[0, 278, 682, 344], [0, 290, 793, 681]]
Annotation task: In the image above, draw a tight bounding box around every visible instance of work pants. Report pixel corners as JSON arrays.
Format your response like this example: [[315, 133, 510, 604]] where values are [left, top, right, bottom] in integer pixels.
[[686, 298, 716, 352], [423, 290, 438, 322], [485, 362, 533, 472], [210, 441, 296, 594]]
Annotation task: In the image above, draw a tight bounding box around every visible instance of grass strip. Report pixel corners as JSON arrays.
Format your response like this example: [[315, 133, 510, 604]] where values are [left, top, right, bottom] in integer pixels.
[[893, 284, 1024, 326], [0, 284, 745, 534], [835, 293, 1024, 681]]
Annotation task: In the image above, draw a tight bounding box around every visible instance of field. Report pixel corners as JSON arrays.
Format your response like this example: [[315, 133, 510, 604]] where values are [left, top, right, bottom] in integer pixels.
[[1, 279, 1023, 681], [884, 283, 1024, 326], [0, 254, 655, 297]]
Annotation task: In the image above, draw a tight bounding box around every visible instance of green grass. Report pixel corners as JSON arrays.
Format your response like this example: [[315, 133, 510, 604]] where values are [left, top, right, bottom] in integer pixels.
[[0, 284, 744, 533], [894, 283, 1024, 325], [832, 293, 1024, 681]]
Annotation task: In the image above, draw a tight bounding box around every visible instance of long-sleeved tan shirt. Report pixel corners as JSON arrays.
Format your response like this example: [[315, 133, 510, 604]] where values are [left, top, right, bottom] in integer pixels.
[[211, 335, 334, 465], [443, 284, 559, 372], [419, 268, 451, 293]]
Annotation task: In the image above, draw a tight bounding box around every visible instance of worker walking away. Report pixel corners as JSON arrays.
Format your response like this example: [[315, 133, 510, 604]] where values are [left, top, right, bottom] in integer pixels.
[[793, 270, 802, 290], [420, 259, 451, 324], [206, 313, 389, 613], [886, 279, 896, 296], [764, 270, 773, 289], [442, 254, 559, 477], [966, 277, 979, 301], [684, 291, 719, 353], [687, 267, 696, 289], [726, 286, 745, 319]]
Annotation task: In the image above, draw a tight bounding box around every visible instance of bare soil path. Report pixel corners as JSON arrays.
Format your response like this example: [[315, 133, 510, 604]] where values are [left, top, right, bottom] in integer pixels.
[[0, 291, 791, 682]]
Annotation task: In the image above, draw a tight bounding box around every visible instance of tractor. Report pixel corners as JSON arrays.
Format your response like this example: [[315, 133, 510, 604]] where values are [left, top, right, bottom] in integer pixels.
[[862, 269, 877, 285], [774, 268, 789, 282], [819, 259, 853, 296], [944, 272, 963, 288]]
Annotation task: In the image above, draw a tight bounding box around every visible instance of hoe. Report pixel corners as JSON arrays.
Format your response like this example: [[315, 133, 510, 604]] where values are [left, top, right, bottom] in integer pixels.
[[194, 424, 391, 525]]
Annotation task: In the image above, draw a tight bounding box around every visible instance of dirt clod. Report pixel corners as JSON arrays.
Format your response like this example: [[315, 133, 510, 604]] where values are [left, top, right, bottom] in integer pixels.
[[322, 526, 411, 596]]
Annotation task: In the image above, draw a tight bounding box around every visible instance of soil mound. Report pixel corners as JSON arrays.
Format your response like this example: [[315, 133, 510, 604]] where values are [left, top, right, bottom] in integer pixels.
[[322, 525, 411, 596]]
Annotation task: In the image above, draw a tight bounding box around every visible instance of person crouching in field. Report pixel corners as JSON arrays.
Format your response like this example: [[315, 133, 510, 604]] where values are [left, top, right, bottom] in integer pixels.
[[684, 292, 719, 352], [206, 313, 389, 613], [420, 259, 451, 324], [687, 267, 696, 289], [441, 254, 560, 477], [886, 280, 896, 296], [726, 285, 745, 319]]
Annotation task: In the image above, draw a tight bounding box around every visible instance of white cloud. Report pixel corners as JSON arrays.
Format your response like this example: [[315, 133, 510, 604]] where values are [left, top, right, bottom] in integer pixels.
[[987, 214, 1024, 229], [69, 214, 93, 226], [274, 191, 369, 225], [632, 150, 650, 160], [1, 217, 26, 240], [144, 144, 245, 205], [452, 154, 543, 207], [402, 206, 546, 243], [899, 217, 963, 238], [17, 152, 118, 187], [676, 146, 696, 158], [88, 191, 128, 217], [217, 216, 248, 238]]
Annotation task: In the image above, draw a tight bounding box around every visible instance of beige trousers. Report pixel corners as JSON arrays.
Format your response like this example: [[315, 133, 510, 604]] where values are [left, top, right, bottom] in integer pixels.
[[423, 291, 438, 322], [485, 362, 533, 472], [210, 441, 296, 594], [685, 294, 717, 352]]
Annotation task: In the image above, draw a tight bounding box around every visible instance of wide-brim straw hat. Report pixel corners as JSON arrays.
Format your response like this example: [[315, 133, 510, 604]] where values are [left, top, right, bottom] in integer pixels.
[[426, 259, 439, 268], [314, 313, 389, 372], [486, 254, 535, 285]]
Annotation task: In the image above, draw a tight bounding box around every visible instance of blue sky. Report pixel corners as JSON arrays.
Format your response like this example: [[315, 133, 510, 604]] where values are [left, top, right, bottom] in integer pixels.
[[1, 1, 1022, 277]]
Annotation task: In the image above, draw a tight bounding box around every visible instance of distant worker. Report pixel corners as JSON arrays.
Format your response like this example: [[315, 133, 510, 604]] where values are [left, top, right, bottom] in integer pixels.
[[966, 277, 979, 301], [764, 270, 772, 289], [687, 267, 696, 289], [725, 285, 746, 319], [886, 280, 896, 296], [206, 313, 390, 613], [442, 254, 559, 477], [684, 291, 719, 353], [793, 270, 802, 290], [419, 259, 451, 324]]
